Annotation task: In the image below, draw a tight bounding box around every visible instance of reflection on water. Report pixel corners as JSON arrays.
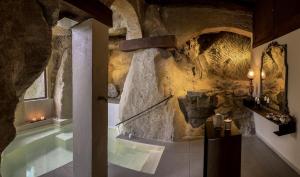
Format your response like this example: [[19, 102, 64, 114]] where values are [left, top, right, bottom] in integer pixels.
[[1, 125, 164, 177], [108, 128, 165, 174], [26, 167, 35, 177], [1, 124, 73, 177]]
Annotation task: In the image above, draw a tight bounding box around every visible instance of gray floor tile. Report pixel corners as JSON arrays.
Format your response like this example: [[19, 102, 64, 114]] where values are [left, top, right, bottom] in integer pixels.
[[155, 153, 189, 177], [108, 163, 150, 177], [189, 153, 204, 177], [189, 139, 204, 153], [164, 141, 189, 154]]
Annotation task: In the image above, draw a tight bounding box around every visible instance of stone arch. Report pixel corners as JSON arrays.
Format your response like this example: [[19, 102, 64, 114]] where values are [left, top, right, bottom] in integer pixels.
[[111, 0, 142, 40], [198, 27, 252, 38], [180, 26, 252, 47]]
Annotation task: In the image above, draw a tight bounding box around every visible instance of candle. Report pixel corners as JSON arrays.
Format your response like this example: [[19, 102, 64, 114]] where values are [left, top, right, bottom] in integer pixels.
[[224, 119, 232, 131], [213, 113, 224, 129], [31, 118, 37, 123]]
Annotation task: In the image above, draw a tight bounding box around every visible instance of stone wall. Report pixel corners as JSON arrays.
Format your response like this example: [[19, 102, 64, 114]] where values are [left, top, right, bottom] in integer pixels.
[[118, 31, 254, 141], [142, 5, 252, 41], [108, 50, 133, 98], [110, 2, 254, 141], [12, 26, 72, 126], [109, 4, 252, 96], [111, 0, 142, 40], [119, 49, 175, 141], [0, 0, 58, 174], [108, 0, 141, 100], [109, 2, 252, 99], [49, 26, 72, 119]]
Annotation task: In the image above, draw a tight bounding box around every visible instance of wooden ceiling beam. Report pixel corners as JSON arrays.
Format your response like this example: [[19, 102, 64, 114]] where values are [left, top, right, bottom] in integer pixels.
[[119, 35, 176, 52], [61, 0, 113, 27]]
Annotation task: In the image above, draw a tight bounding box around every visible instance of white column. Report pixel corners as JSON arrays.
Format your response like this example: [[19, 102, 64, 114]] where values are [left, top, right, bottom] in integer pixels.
[[72, 19, 108, 177]]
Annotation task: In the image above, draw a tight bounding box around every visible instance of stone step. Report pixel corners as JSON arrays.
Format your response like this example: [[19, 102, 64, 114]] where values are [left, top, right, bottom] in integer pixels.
[[56, 133, 73, 151]]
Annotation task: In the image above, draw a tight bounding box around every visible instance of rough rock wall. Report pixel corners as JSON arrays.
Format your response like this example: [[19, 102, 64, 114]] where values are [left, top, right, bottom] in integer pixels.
[[119, 32, 254, 141], [119, 49, 175, 141], [112, 3, 254, 141], [108, 0, 142, 100], [160, 6, 252, 45], [143, 5, 169, 37], [53, 43, 72, 119], [49, 27, 72, 97], [0, 0, 58, 174], [48, 26, 72, 119], [108, 50, 133, 96], [140, 4, 253, 41], [166, 32, 254, 139], [111, 0, 142, 40], [101, 0, 146, 30], [110, 5, 252, 96]]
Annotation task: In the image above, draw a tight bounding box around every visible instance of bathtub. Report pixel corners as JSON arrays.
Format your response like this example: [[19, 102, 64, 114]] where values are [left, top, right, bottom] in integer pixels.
[[1, 123, 73, 177], [1, 124, 164, 177], [108, 127, 165, 174]]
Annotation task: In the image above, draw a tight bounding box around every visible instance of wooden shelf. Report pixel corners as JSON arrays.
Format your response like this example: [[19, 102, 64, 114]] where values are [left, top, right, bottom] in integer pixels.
[[243, 101, 296, 136]]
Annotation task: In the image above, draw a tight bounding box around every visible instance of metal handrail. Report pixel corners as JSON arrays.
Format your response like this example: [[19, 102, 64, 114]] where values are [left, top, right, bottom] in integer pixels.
[[115, 95, 173, 126]]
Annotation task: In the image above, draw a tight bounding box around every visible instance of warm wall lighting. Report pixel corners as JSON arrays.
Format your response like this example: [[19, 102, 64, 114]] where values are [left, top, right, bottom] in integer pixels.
[[247, 69, 255, 80], [261, 70, 266, 80], [29, 115, 46, 123], [247, 69, 255, 97]]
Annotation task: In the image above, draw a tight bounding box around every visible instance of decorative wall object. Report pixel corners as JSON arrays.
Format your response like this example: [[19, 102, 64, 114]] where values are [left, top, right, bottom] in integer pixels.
[[261, 41, 288, 113]]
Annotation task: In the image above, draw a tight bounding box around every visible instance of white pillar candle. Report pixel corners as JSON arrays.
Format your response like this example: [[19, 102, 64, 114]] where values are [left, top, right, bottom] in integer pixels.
[[224, 119, 232, 131]]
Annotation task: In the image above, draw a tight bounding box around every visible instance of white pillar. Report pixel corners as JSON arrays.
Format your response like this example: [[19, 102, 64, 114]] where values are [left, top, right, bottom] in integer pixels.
[[72, 19, 108, 177]]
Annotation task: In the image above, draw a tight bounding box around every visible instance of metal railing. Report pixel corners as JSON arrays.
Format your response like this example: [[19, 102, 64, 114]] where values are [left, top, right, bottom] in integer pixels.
[[115, 95, 173, 126]]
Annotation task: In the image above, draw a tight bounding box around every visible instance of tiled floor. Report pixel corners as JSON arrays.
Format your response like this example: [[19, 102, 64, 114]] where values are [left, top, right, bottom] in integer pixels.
[[41, 136, 300, 177]]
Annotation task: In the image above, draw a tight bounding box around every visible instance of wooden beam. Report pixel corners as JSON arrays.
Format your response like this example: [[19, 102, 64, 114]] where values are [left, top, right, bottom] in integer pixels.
[[62, 0, 113, 27], [119, 35, 176, 52], [59, 1, 91, 23]]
